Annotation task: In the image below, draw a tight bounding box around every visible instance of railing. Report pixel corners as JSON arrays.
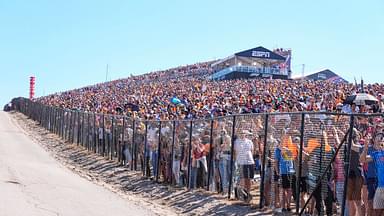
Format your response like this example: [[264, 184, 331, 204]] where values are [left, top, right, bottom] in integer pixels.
[[13, 97, 383, 215], [211, 65, 287, 80]]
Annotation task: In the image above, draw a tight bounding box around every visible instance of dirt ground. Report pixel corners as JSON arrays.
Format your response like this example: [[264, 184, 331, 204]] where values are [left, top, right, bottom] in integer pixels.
[[11, 112, 276, 216]]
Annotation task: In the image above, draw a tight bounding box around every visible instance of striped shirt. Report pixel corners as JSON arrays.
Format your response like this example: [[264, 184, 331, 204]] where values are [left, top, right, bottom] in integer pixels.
[[235, 138, 254, 165]]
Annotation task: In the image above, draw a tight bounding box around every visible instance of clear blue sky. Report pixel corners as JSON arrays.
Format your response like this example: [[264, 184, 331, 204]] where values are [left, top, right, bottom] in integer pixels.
[[1, 0, 383, 106]]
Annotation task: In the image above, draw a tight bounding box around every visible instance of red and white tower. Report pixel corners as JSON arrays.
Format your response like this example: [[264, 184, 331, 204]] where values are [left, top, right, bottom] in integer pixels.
[[29, 76, 35, 99]]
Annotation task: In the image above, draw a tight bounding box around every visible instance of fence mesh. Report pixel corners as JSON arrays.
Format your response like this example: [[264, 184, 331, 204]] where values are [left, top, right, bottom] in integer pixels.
[[14, 98, 384, 215], [173, 120, 191, 187], [134, 120, 146, 171]]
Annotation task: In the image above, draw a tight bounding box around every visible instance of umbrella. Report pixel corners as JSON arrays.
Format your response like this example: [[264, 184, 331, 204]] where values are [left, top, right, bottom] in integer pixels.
[[115, 106, 123, 113], [170, 97, 181, 105], [124, 103, 140, 111], [343, 93, 378, 105]]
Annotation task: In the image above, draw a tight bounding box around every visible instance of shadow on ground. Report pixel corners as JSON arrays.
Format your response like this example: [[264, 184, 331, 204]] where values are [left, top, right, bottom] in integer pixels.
[[12, 113, 289, 216]]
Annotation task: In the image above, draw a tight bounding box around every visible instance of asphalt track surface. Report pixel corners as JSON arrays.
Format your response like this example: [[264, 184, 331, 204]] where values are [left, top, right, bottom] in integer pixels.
[[0, 111, 155, 216]]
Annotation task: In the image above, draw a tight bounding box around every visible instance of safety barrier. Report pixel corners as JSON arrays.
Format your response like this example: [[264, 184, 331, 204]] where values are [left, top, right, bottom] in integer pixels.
[[13, 97, 384, 215]]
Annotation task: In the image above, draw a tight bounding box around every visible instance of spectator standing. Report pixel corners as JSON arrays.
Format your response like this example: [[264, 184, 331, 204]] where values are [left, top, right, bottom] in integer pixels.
[[234, 130, 255, 202]]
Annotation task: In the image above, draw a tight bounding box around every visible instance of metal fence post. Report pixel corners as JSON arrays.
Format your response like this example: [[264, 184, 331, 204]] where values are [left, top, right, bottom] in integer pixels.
[[170, 121, 176, 185], [318, 119, 325, 214], [65, 111, 69, 141], [295, 113, 305, 213], [207, 119, 214, 191], [260, 114, 269, 208], [81, 112, 84, 147], [47, 107, 50, 131], [63, 110, 66, 140], [87, 113, 90, 151], [65, 110, 68, 140], [120, 117, 125, 164], [77, 111, 81, 145], [47, 106, 50, 130], [134, 121, 139, 171], [341, 115, 355, 216], [156, 121, 162, 182], [71, 111, 75, 143], [60, 109, 63, 138], [111, 116, 115, 160], [93, 113, 97, 153], [49, 107, 54, 133], [143, 121, 148, 177], [63, 109, 66, 139], [187, 120, 193, 189], [67, 111, 71, 142], [113, 117, 118, 160], [53, 108, 56, 134], [102, 114, 105, 156], [61, 109, 64, 137], [66, 110, 69, 142], [59, 109, 62, 136], [55, 108, 59, 135], [62, 110, 66, 139], [51, 107, 54, 132], [131, 120, 136, 171], [228, 115, 236, 199]]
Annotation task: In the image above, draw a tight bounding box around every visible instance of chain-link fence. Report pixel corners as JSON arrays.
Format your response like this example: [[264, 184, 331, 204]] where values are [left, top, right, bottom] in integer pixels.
[[14, 98, 384, 215]]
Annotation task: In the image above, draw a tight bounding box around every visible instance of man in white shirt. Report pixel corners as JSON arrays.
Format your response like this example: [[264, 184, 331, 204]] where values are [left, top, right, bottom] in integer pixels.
[[234, 130, 255, 198], [147, 126, 158, 177]]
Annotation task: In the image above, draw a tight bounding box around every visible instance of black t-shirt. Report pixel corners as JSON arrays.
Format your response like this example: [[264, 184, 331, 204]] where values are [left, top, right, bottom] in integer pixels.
[[349, 148, 362, 178]]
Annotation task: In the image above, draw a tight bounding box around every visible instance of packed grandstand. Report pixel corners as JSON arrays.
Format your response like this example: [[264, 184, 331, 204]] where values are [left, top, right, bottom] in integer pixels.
[[18, 47, 384, 215], [36, 47, 384, 120]]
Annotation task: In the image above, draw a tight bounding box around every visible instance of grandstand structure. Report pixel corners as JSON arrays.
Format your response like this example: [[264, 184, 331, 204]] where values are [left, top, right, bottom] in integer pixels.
[[210, 46, 292, 80], [302, 69, 348, 83]]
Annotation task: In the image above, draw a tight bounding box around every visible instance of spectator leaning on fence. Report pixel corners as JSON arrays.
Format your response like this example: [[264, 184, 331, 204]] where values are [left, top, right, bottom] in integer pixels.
[[361, 134, 378, 216], [274, 129, 295, 212], [234, 129, 255, 201], [347, 128, 364, 216], [219, 129, 232, 194]]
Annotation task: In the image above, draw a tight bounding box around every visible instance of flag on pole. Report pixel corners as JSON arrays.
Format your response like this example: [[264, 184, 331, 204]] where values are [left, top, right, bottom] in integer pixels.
[[361, 77, 364, 93], [282, 135, 297, 159]]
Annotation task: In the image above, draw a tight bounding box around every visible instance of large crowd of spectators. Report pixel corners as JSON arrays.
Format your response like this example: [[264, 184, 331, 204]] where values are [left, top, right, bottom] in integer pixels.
[[37, 61, 384, 121], [36, 60, 384, 215]]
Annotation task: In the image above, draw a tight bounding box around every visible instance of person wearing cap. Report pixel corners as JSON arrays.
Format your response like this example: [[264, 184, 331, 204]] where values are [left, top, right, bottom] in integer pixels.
[[234, 129, 255, 201]]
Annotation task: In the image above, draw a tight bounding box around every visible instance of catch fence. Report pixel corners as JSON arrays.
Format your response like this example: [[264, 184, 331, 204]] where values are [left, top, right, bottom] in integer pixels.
[[13, 98, 383, 215]]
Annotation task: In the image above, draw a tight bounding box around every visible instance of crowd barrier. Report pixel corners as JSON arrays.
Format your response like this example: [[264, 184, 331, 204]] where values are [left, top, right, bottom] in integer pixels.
[[13, 98, 383, 215]]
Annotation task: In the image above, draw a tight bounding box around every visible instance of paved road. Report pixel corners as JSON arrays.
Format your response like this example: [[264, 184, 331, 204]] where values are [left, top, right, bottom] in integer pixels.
[[0, 112, 155, 216]]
